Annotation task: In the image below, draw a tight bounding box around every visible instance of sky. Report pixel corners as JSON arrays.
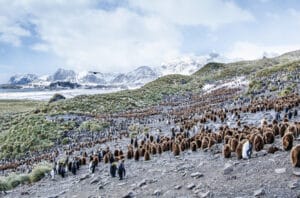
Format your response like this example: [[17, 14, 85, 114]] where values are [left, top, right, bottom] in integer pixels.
[[1, 0, 300, 83]]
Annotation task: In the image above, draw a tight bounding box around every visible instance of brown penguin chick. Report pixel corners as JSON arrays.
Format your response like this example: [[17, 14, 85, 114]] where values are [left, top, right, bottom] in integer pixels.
[[173, 143, 181, 156], [127, 149, 133, 159], [208, 137, 216, 148], [216, 134, 223, 143], [291, 145, 300, 167], [238, 133, 247, 142], [201, 137, 209, 150], [103, 153, 109, 164], [249, 133, 257, 144], [267, 146, 280, 154], [134, 149, 140, 161], [81, 157, 86, 165], [287, 125, 298, 138], [237, 120, 241, 127], [224, 135, 231, 144], [114, 149, 119, 157], [254, 134, 264, 152], [144, 151, 151, 161], [272, 124, 280, 136], [230, 138, 239, 152], [282, 132, 294, 151], [196, 138, 202, 148], [140, 148, 146, 157], [158, 144, 162, 154], [279, 124, 287, 137], [93, 156, 99, 166], [151, 145, 157, 155], [180, 142, 186, 152], [263, 132, 275, 144], [223, 144, 231, 158], [191, 141, 197, 151], [236, 139, 247, 160], [162, 142, 168, 152]]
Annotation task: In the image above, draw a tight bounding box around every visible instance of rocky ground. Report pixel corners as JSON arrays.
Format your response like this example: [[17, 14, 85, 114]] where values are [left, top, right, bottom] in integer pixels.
[[4, 118, 300, 198], [2, 74, 300, 198]]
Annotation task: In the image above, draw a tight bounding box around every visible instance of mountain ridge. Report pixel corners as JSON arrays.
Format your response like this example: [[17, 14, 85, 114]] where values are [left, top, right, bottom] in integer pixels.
[[6, 53, 224, 88]]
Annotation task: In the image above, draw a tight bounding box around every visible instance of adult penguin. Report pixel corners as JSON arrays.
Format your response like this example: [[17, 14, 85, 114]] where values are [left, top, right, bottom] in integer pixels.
[[110, 161, 117, 177], [118, 160, 126, 180], [242, 140, 253, 159]]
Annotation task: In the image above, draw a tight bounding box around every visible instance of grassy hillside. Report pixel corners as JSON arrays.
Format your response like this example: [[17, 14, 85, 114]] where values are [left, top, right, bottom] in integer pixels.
[[1, 50, 300, 158], [0, 100, 45, 115], [44, 74, 194, 115]]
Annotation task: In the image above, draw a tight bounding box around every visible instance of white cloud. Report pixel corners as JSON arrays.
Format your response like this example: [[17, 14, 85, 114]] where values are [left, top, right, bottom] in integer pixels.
[[226, 41, 300, 60], [31, 6, 181, 72], [129, 0, 254, 28], [0, 16, 30, 46], [31, 43, 50, 52], [0, 0, 254, 72]]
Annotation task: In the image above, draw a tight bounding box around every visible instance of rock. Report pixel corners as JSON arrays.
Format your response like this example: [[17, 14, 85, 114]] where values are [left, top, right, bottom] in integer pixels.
[[174, 185, 182, 190], [90, 177, 100, 184], [223, 163, 233, 175], [255, 150, 268, 157], [288, 181, 298, 189], [227, 175, 237, 180], [293, 169, 300, 176], [98, 185, 104, 190], [187, 183, 196, 190], [118, 182, 127, 186], [275, 168, 286, 174], [153, 189, 162, 196], [147, 179, 158, 184], [191, 172, 204, 178], [123, 191, 135, 198], [47, 191, 66, 198], [138, 179, 147, 187], [49, 93, 66, 103], [198, 191, 213, 198], [254, 188, 265, 197], [21, 191, 30, 195], [193, 189, 201, 194], [80, 174, 90, 181]]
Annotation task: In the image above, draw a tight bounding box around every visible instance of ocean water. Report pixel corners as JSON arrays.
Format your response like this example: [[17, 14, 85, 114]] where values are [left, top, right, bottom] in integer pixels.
[[0, 88, 124, 101]]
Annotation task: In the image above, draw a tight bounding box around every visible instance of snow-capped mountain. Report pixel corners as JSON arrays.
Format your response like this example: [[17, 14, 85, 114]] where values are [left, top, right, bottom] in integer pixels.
[[112, 66, 158, 85], [6, 53, 227, 89], [77, 71, 119, 85], [157, 53, 225, 76], [9, 74, 38, 85], [50, 68, 77, 82]]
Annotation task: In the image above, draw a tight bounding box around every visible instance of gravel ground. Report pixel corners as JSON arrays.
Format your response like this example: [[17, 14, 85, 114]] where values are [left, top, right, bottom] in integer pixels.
[[4, 133, 300, 198]]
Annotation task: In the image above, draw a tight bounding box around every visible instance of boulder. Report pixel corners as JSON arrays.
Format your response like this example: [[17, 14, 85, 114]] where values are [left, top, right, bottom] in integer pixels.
[[49, 93, 66, 103]]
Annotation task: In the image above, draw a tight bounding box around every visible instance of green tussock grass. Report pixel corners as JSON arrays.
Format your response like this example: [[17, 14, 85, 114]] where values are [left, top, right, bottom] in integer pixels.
[[0, 100, 45, 115], [0, 162, 51, 192], [43, 74, 193, 115], [0, 114, 65, 159], [255, 60, 300, 78]]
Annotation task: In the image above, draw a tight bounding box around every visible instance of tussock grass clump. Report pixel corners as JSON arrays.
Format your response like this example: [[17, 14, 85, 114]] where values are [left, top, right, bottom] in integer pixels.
[[29, 164, 52, 183], [0, 163, 51, 192], [0, 180, 9, 192]]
